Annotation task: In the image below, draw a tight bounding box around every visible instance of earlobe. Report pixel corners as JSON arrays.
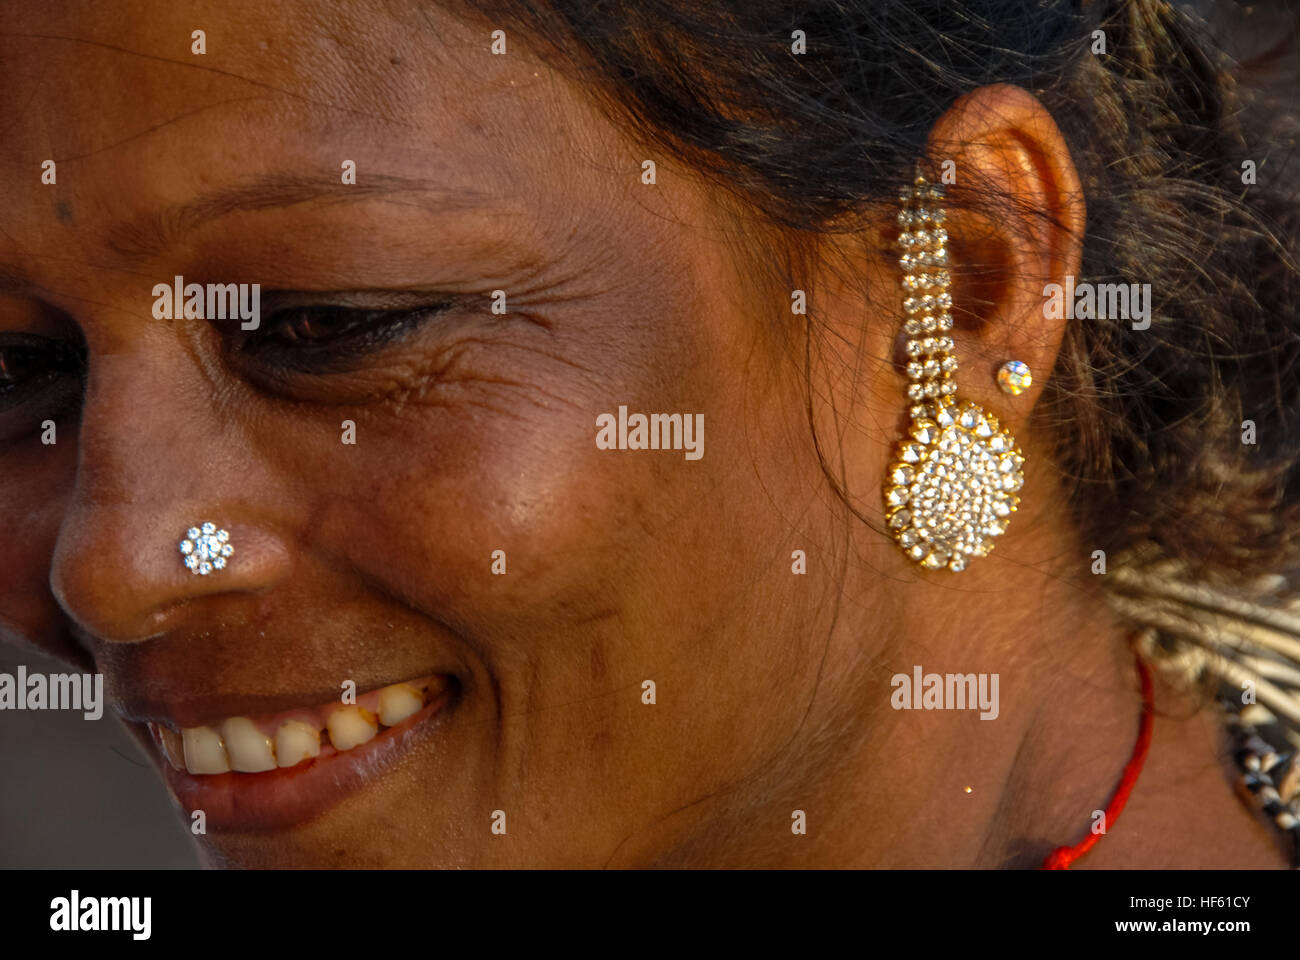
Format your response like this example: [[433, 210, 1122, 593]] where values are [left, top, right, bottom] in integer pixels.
[[922, 83, 1085, 415]]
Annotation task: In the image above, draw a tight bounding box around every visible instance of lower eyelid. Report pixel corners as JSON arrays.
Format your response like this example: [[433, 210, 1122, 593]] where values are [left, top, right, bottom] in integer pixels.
[[233, 321, 495, 407]]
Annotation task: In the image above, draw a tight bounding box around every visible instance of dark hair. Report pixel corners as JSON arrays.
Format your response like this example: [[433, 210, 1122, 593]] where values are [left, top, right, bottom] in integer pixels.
[[461, 0, 1300, 585]]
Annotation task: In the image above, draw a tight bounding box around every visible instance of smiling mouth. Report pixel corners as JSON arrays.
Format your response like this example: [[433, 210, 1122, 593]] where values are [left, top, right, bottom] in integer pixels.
[[131, 674, 461, 831], [146, 675, 451, 775]]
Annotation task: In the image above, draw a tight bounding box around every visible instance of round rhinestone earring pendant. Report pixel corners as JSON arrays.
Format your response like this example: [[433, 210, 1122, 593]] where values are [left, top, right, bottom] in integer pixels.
[[883, 175, 1025, 572], [179, 522, 233, 575]]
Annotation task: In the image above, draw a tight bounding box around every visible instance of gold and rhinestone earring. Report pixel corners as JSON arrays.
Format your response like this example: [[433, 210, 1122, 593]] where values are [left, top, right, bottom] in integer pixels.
[[882, 173, 1025, 572]]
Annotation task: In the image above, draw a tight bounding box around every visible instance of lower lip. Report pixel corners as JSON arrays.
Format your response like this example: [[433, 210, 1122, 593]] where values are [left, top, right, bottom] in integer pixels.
[[150, 684, 459, 832]]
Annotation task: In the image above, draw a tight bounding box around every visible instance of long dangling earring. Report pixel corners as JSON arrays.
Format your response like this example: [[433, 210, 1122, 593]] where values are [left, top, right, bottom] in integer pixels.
[[882, 173, 1025, 572]]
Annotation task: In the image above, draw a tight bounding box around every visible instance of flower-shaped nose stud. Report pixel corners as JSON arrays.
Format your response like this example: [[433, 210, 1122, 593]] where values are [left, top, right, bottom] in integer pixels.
[[179, 522, 233, 575]]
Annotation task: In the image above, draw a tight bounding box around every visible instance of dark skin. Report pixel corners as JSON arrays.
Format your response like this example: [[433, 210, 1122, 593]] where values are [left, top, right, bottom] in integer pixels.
[[0, 0, 1287, 867]]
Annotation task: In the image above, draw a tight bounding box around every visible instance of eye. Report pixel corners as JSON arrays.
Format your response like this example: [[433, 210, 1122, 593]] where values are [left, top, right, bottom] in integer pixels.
[[0, 335, 84, 404], [0, 334, 85, 441], [257, 306, 403, 346], [240, 298, 458, 373]]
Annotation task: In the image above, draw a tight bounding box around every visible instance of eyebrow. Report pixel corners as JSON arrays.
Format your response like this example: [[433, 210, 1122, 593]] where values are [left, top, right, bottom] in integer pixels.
[[105, 172, 494, 261]]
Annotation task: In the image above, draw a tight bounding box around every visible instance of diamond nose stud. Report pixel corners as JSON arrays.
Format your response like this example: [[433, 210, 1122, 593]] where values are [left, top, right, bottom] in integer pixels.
[[178, 522, 233, 575]]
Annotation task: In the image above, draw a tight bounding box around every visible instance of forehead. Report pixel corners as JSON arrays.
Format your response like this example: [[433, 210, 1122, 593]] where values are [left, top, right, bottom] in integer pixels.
[[0, 0, 629, 282]]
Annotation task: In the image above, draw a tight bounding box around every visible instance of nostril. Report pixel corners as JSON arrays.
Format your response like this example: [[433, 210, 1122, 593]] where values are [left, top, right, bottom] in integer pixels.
[[49, 517, 292, 645]]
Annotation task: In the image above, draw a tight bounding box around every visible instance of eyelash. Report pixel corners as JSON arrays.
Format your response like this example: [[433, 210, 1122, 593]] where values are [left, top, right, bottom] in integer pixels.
[[239, 301, 455, 371]]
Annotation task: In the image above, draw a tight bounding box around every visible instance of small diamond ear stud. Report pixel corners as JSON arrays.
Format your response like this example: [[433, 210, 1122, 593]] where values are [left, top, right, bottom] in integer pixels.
[[997, 360, 1032, 396], [179, 522, 233, 575]]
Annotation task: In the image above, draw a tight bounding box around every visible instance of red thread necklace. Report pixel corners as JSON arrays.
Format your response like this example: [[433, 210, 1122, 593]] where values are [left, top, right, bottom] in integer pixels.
[[1041, 655, 1155, 869]]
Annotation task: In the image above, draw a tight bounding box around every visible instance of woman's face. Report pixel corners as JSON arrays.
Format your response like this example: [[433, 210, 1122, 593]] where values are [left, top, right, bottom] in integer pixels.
[[0, 0, 899, 865]]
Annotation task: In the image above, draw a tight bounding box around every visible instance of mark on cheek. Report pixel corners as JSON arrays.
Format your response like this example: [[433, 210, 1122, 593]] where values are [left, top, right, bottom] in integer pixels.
[[55, 200, 74, 223]]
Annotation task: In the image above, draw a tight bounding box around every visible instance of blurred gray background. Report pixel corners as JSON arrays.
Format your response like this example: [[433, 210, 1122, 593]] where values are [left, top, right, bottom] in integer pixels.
[[0, 646, 199, 868]]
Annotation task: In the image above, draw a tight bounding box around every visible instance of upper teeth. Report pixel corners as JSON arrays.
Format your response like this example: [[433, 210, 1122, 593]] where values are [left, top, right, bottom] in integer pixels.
[[378, 683, 423, 726], [221, 717, 276, 773], [181, 726, 230, 775], [326, 705, 378, 751], [275, 719, 321, 768], [165, 676, 445, 775]]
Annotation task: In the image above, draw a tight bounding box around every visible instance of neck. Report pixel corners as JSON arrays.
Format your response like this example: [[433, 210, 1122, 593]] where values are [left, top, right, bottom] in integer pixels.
[[837, 565, 1144, 867], [802, 550, 1282, 868], [634, 516, 1283, 868], [641, 542, 1147, 868]]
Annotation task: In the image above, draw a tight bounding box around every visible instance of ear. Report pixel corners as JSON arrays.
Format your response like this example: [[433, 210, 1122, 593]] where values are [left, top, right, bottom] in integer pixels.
[[920, 84, 1085, 429]]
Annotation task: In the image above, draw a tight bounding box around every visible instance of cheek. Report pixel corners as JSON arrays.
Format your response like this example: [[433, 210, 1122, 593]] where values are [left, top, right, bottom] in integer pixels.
[[263, 271, 752, 670], [293, 334, 717, 635]]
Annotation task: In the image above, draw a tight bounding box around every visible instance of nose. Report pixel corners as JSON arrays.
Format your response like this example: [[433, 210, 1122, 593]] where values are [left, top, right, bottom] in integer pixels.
[[48, 339, 293, 644], [51, 514, 292, 643]]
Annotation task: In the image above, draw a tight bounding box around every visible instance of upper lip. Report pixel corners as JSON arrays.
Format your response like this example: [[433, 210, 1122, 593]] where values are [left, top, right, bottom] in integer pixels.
[[76, 625, 462, 729], [113, 681, 445, 729]]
